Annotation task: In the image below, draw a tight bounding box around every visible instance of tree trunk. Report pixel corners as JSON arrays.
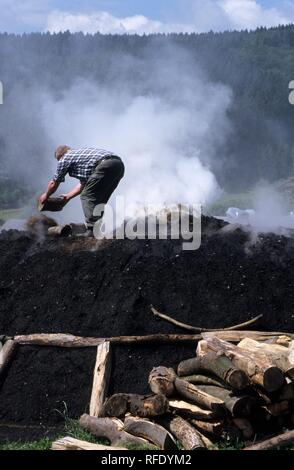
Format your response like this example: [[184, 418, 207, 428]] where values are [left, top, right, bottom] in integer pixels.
[[102, 394, 168, 418], [178, 352, 249, 390], [123, 416, 177, 451], [51, 436, 127, 451], [190, 419, 225, 437], [232, 418, 254, 440], [79, 414, 156, 448], [243, 430, 294, 451], [148, 367, 176, 396], [174, 378, 226, 415], [168, 400, 216, 420], [89, 342, 111, 417], [203, 337, 285, 392], [266, 401, 289, 416], [162, 415, 207, 450], [195, 385, 256, 417]]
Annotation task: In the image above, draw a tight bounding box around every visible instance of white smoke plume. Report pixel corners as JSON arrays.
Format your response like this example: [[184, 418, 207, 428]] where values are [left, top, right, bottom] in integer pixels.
[[39, 45, 232, 223]]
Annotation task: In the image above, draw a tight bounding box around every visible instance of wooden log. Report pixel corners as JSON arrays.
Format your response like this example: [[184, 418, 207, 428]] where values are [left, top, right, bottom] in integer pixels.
[[174, 378, 226, 415], [243, 430, 294, 451], [202, 331, 294, 344], [266, 401, 289, 417], [0, 340, 17, 379], [190, 419, 225, 437], [162, 415, 207, 450], [195, 385, 256, 417], [102, 393, 169, 418], [204, 337, 285, 392], [277, 382, 294, 401], [232, 418, 254, 440], [123, 416, 177, 451], [47, 225, 72, 237], [79, 414, 156, 448], [14, 333, 202, 347], [178, 352, 249, 390], [13, 331, 294, 347], [148, 367, 176, 397], [238, 338, 294, 376], [168, 400, 216, 420], [89, 342, 111, 417], [179, 375, 228, 388], [51, 436, 127, 451]]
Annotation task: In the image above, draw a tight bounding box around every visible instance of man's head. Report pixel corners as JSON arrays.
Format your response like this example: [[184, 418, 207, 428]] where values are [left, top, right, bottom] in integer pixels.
[[55, 145, 71, 160]]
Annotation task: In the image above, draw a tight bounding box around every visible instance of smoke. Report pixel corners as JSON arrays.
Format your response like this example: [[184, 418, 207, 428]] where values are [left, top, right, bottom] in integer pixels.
[[37, 43, 232, 223]]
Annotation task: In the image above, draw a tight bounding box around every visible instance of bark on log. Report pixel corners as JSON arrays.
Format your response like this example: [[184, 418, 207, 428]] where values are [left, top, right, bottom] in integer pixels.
[[89, 342, 111, 417], [232, 418, 254, 440], [51, 436, 127, 451], [174, 378, 226, 415], [148, 367, 176, 397], [244, 430, 294, 451], [13, 331, 294, 347], [168, 400, 216, 420], [179, 374, 228, 388], [203, 337, 285, 392], [190, 419, 225, 437], [162, 415, 207, 450], [238, 338, 294, 375], [195, 385, 256, 417], [202, 331, 294, 344], [0, 340, 17, 379], [102, 393, 169, 418], [123, 416, 177, 451], [178, 352, 249, 390], [79, 414, 156, 448], [266, 401, 289, 416], [14, 333, 202, 347]]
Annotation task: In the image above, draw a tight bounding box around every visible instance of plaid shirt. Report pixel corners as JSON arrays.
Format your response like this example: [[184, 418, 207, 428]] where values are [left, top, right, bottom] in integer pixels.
[[53, 147, 118, 183]]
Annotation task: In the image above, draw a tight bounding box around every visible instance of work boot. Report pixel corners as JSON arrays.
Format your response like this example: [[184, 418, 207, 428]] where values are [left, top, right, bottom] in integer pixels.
[[78, 228, 94, 238]]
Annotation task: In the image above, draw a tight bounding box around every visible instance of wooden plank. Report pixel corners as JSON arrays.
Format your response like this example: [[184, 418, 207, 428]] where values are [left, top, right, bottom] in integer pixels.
[[0, 340, 17, 379], [89, 342, 111, 417], [51, 436, 127, 451]]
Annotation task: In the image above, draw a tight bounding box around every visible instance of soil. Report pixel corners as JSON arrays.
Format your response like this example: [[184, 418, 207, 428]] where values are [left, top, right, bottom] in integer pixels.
[[0, 216, 294, 438]]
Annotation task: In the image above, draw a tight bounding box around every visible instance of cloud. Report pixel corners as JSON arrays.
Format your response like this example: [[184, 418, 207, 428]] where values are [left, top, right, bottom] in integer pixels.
[[45, 1, 294, 35], [46, 9, 194, 34]]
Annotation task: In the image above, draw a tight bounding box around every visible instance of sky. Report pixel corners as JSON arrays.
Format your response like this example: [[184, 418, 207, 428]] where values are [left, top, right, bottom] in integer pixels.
[[0, 0, 294, 34]]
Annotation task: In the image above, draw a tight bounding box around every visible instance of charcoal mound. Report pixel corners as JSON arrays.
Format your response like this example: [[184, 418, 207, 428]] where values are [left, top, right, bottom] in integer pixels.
[[1, 215, 294, 433]]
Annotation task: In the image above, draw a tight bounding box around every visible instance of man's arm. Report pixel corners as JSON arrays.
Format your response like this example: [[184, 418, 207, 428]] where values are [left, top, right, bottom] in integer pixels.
[[39, 180, 60, 204], [62, 182, 85, 202]]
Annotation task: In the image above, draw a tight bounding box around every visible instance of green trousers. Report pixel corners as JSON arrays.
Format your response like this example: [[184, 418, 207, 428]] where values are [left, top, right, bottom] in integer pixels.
[[80, 157, 125, 229]]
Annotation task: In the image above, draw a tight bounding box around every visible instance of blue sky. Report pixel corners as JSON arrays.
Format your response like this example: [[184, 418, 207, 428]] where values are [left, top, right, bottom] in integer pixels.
[[0, 0, 294, 34]]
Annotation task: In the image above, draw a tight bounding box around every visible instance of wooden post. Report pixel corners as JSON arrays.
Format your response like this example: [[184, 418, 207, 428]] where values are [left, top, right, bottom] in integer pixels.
[[89, 342, 111, 417], [0, 340, 17, 380]]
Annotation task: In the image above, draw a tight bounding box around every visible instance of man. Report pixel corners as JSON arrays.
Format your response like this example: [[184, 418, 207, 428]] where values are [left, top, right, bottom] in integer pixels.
[[39, 146, 125, 238]]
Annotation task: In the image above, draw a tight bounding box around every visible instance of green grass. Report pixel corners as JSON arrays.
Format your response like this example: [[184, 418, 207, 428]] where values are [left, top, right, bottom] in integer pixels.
[[0, 438, 52, 451], [206, 192, 254, 216]]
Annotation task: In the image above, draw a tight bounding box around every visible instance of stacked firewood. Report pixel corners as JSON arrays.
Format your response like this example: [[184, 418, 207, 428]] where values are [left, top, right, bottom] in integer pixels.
[[77, 335, 294, 450]]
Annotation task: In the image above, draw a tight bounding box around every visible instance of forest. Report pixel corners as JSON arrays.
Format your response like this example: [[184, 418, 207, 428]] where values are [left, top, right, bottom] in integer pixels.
[[0, 25, 294, 208]]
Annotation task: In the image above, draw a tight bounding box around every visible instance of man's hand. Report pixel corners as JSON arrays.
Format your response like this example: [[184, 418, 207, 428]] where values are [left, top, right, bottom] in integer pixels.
[[60, 194, 70, 203], [39, 193, 48, 205]]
